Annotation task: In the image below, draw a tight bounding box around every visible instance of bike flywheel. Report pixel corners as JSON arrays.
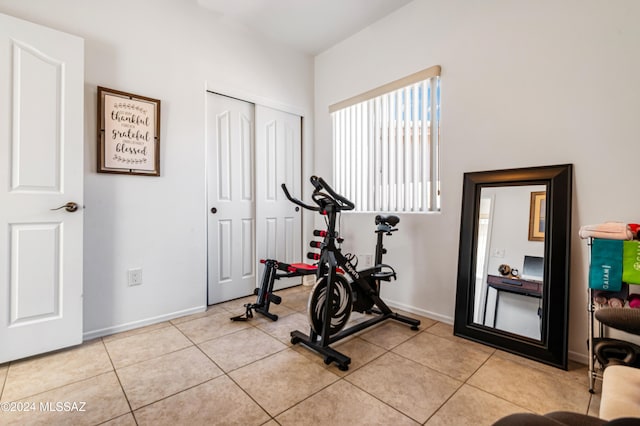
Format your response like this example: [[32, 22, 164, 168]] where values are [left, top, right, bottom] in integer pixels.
[[308, 273, 353, 337]]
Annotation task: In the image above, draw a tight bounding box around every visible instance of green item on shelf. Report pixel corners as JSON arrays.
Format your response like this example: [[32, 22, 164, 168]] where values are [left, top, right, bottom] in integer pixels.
[[623, 240, 640, 285]]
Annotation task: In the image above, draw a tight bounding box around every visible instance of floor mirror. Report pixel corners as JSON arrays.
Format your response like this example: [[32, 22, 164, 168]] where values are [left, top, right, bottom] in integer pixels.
[[453, 164, 572, 369]]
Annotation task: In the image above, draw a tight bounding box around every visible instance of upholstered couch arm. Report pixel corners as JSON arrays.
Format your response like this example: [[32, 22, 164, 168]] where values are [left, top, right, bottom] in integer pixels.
[[600, 365, 640, 421]]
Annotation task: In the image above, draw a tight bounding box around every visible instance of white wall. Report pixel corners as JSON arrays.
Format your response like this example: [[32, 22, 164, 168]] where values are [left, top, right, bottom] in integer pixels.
[[314, 0, 640, 362], [0, 0, 314, 337]]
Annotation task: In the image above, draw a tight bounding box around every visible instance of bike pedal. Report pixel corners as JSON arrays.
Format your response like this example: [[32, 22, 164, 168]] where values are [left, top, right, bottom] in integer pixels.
[[269, 294, 282, 304]]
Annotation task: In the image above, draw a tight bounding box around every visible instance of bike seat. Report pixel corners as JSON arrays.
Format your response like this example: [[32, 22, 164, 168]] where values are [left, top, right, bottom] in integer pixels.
[[375, 215, 400, 227], [371, 271, 396, 281], [361, 264, 396, 281]]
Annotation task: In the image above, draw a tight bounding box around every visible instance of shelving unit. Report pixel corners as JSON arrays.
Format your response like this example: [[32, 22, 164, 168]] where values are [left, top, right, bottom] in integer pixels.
[[587, 238, 640, 393], [587, 287, 604, 393]]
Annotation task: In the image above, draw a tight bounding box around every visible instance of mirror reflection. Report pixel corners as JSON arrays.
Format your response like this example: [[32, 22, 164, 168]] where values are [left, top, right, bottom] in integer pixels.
[[472, 185, 546, 340], [454, 164, 572, 369]]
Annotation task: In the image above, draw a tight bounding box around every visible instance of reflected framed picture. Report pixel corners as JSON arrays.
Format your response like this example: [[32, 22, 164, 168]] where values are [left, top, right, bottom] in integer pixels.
[[97, 86, 160, 176], [528, 191, 546, 241]]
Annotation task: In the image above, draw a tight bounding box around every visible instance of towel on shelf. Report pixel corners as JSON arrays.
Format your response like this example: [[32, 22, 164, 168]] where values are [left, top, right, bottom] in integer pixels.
[[579, 222, 634, 240], [623, 240, 640, 284], [590, 238, 623, 291]]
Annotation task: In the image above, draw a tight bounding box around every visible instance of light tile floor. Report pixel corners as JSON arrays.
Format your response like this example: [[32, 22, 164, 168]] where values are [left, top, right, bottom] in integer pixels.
[[0, 285, 600, 425]]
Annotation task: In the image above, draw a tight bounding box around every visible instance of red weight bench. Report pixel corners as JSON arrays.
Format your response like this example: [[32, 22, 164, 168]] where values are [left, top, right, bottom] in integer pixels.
[[230, 259, 318, 322]]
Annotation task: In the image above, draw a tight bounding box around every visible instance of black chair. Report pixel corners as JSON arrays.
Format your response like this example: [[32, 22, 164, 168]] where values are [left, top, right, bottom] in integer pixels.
[[493, 412, 640, 425], [594, 308, 640, 368]]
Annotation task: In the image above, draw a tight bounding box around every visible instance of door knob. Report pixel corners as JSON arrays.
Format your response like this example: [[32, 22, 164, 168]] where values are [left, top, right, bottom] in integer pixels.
[[210, 207, 217, 214], [295, 206, 300, 212], [51, 202, 79, 212]]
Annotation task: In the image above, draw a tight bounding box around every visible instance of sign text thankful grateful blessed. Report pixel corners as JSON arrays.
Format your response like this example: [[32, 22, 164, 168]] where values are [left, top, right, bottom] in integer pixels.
[[104, 94, 155, 171]]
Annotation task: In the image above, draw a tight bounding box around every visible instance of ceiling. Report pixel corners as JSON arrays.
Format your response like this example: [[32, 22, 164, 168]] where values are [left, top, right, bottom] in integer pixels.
[[196, 0, 413, 55]]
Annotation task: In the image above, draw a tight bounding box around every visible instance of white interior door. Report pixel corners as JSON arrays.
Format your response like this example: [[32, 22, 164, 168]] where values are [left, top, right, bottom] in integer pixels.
[[255, 105, 302, 290], [474, 194, 495, 324], [207, 93, 256, 304], [0, 13, 84, 363]]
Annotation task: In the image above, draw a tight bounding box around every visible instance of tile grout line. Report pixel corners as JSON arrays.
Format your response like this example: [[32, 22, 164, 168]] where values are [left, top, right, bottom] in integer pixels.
[[0, 363, 115, 406], [0, 362, 9, 401], [268, 322, 427, 423], [104, 323, 195, 370], [210, 295, 364, 423], [102, 305, 299, 421], [346, 327, 466, 425], [461, 353, 538, 415], [126, 377, 219, 414], [387, 347, 467, 384], [279, 307, 431, 416], [104, 322, 253, 421], [100, 337, 139, 426], [181, 320, 280, 424], [120, 313, 256, 414], [100, 321, 174, 345], [344, 372, 424, 424], [239, 314, 348, 422], [420, 343, 500, 424], [0, 370, 122, 420], [224, 366, 279, 423]]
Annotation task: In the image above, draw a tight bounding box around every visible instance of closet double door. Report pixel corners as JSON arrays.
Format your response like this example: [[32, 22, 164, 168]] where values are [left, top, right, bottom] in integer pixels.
[[206, 92, 302, 304]]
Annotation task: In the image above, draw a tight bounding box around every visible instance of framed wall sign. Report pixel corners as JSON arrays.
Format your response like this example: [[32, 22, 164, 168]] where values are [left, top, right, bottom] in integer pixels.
[[528, 191, 546, 241], [97, 86, 160, 175]]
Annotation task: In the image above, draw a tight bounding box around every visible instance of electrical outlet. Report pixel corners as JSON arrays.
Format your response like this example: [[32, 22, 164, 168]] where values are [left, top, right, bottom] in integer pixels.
[[492, 248, 506, 258], [128, 268, 143, 286], [359, 254, 373, 268]]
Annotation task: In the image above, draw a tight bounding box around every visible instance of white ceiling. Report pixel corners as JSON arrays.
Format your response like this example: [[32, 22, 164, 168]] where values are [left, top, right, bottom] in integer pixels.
[[197, 0, 413, 55]]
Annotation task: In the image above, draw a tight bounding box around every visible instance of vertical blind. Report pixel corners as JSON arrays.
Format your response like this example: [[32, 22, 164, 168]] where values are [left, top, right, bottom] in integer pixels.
[[330, 66, 441, 212]]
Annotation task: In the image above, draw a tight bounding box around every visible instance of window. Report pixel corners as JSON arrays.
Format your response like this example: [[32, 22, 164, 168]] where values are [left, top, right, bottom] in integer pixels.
[[330, 66, 441, 212]]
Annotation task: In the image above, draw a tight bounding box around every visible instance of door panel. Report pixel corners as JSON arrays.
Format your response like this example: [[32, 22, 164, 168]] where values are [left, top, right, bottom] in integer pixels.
[[255, 106, 302, 290], [12, 40, 63, 191], [207, 93, 255, 304], [0, 13, 84, 363], [10, 223, 61, 322]]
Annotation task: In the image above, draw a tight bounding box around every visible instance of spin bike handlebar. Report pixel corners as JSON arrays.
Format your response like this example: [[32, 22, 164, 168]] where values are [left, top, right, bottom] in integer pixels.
[[281, 183, 320, 212], [310, 176, 355, 211], [281, 176, 355, 212]]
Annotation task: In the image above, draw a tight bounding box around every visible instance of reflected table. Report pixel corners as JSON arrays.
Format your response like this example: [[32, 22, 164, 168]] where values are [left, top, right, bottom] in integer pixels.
[[483, 274, 543, 327]]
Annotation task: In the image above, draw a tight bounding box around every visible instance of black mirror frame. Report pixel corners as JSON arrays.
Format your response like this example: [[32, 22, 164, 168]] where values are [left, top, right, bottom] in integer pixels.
[[453, 164, 572, 369]]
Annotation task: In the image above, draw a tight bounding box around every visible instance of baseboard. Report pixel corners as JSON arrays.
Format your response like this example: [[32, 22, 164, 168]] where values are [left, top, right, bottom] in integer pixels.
[[568, 349, 588, 365], [82, 305, 207, 341], [385, 299, 454, 325]]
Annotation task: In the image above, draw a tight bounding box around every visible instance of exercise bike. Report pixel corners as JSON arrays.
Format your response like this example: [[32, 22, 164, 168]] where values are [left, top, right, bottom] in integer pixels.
[[282, 176, 420, 371]]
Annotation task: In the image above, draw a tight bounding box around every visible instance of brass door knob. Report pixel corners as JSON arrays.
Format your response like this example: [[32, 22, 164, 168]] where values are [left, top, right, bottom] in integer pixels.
[[51, 202, 79, 212]]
